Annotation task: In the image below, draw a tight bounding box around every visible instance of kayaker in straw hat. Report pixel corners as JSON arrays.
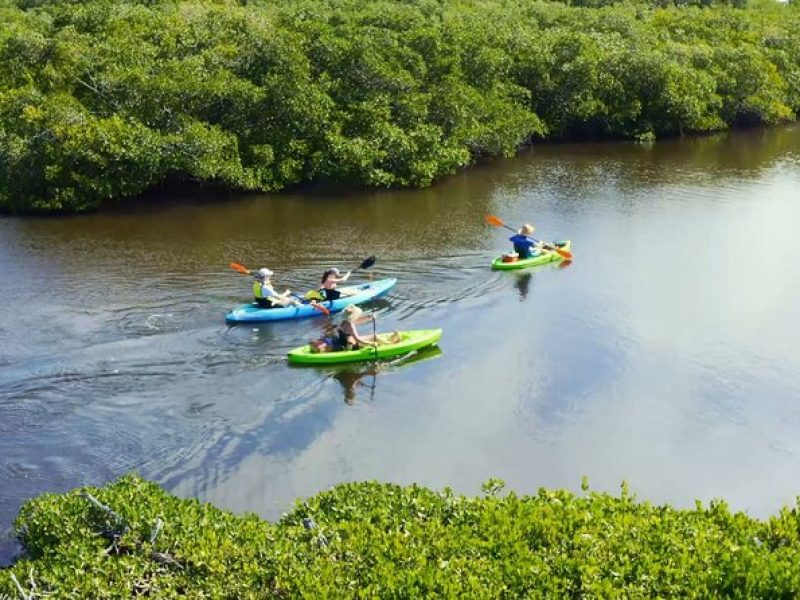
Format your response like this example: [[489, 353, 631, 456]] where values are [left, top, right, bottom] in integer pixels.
[[508, 223, 547, 259], [252, 268, 300, 309], [334, 305, 400, 351]]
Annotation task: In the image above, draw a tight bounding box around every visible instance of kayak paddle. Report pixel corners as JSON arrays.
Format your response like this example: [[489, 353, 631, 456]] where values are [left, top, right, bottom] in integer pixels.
[[350, 255, 379, 359], [229, 261, 251, 276], [352, 255, 376, 273], [484, 215, 573, 259], [227, 262, 330, 315], [371, 306, 379, 361]]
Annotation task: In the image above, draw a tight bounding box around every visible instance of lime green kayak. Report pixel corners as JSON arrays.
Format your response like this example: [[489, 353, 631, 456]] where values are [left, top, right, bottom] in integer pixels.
[[288, 329, 442, 365], [491, 240, 571, 270]]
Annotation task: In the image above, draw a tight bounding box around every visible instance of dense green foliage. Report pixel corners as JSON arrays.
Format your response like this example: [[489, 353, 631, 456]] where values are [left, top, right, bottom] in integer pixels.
[[3, 475, 800, 597], [0, 0, 799, 213]]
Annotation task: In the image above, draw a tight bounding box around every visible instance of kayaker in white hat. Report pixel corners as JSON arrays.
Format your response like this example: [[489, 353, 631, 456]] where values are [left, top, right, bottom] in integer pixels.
[[320, 267, 352, 301], [252, 268, 300, 309], [508, 223, 547, 259]]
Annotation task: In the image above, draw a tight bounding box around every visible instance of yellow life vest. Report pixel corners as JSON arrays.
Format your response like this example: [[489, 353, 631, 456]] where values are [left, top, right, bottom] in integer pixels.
[[253, 280, 278, 306], [305, 290, 324, 301]]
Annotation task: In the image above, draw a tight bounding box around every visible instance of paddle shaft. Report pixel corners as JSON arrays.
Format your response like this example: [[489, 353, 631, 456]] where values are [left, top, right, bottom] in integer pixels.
[[371, 304, 378, 361]]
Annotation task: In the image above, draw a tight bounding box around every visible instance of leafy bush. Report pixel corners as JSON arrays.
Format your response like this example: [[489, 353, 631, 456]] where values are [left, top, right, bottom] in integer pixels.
[[0, 0, 799, 213], [2, 475, 800, 597]]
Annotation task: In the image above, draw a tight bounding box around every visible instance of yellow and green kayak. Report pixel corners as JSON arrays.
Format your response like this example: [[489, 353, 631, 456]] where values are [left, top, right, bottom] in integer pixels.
[[491, 241, 571, 270], [288, 329, 442, 365]]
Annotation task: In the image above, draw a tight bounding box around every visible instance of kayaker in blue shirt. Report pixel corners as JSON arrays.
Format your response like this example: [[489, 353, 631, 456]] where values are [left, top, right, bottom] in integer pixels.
[[509, 223, 547, 259], [252, 268, 300, 309]]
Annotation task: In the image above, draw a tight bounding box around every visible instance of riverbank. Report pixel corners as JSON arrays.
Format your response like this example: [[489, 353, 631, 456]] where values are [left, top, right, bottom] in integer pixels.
[[1, 0, 798, 214], [1, 475, 799, 596]]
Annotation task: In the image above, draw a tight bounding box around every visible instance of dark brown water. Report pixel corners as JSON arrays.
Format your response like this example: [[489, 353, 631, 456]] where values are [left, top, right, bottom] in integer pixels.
[[1, 126, 799, 558]]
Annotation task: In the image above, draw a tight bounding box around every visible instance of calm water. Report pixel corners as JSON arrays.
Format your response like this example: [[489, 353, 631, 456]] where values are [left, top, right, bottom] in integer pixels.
[[1, 126, 799, 559]]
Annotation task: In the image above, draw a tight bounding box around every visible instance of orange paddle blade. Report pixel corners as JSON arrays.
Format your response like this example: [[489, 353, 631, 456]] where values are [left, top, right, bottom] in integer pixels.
[[229, 262, 251, 276], [484, 214, 504, 227], [555, 247, 573, 259]]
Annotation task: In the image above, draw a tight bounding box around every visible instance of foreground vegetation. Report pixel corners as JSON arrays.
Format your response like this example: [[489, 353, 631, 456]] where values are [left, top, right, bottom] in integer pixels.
[[1, 0, 799, 213], [2, 475, 800, 597]]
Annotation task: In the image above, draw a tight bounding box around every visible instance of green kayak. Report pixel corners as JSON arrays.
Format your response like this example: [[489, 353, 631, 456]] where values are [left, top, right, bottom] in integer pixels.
[[288, 329, 443, 365], [491, 240, 572, 270]]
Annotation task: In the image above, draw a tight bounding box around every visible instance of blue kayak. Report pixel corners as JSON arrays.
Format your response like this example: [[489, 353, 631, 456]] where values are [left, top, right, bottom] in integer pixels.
[[225, 278, 397, 324]]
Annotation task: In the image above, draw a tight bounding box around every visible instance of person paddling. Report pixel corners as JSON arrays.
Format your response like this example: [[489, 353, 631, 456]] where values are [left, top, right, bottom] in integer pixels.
[[335, 305, 400, 351], [320, 267, 351, 301], [252, 268, 300, 309], [508, 224, 548, 259]]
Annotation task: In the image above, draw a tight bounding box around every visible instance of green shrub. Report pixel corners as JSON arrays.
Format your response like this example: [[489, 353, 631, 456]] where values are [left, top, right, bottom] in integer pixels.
[[0, 0, 799, 213], [2, 475, 800, 597]]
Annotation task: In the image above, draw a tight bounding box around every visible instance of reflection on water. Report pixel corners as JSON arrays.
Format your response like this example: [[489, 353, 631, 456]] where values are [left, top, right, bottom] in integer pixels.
[[324, 345, 443, 405], [514, 273, 533, 301], [1, 125, 800, 553]]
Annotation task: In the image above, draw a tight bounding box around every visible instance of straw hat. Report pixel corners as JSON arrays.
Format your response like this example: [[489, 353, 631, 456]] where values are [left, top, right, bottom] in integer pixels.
[[254, 267, 273, 280], [342, 305, 363, 321], [520, 224, 535, 235]]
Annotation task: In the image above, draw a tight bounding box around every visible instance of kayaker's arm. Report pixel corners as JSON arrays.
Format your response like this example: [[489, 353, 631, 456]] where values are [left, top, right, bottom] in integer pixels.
[[527, 236, 560, 252], [268, 286, 300, 306]]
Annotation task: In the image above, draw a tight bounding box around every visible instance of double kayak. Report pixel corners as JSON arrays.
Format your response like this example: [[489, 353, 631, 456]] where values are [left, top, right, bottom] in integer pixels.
[[491, 241, 571, 270], [288, 329, 443, 365], [225, 278, 397, 324]]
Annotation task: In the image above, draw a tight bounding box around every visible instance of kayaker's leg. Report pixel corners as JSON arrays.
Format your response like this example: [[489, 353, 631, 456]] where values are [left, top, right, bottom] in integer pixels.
[[255, 298, 274, 309], [274, 296, 301, 307], [361, 332, 399, 345]]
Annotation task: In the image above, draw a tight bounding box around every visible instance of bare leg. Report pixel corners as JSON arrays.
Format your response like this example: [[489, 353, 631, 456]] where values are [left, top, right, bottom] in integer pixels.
[[361, 332, 400, 345]]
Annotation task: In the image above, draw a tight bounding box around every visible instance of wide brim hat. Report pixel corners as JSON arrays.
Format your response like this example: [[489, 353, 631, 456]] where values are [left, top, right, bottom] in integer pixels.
[[343, 305, 363, 321], [520, 224, 535, 235], [254, 267, 273, 280]]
